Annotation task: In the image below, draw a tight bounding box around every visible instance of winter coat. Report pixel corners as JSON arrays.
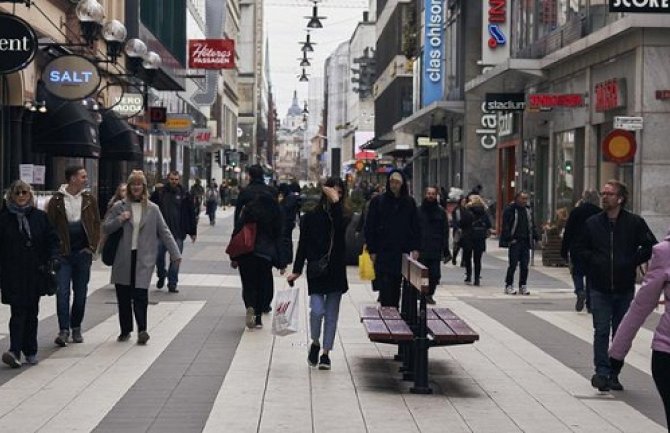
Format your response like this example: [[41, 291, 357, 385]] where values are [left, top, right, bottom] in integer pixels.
[[610, 229, 670, 360], [364, 170, 420, 275], [560, 202, 601, 261], [103, 200, 181, 289], [0, 208, 60, 305], [574, 209, 657, 294], [499, 203, 538, 248], [46, 188, 100, 256], [150, 185, 198, 240], [417, 201, 450, 261], [292, 201, 350, 295], [462, 204, 491, 251]]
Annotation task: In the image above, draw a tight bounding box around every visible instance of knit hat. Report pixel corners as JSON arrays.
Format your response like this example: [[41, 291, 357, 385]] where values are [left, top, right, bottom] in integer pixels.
[[389, 172, 403, 183]]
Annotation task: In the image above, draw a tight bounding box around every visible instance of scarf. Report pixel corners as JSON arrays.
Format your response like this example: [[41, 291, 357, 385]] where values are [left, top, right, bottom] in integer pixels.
[[7, 202, 33, 240]]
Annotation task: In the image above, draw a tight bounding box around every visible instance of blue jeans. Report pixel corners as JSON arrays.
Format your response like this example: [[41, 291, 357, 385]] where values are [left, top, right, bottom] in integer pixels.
[[156, 237, 184, 286], [590, 290, 634, 376], [505, 241, 530, 287], [310, 292, 342, 351], [56, 250, 93, 331]]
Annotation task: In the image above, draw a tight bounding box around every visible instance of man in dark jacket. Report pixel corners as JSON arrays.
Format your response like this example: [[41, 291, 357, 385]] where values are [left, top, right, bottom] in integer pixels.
[[417, 186, 450, 304], [364, 169, 420, 308], [574, 180, 657, 392], [499, 191, 539, 295], [151, 170, 197, 293], [561, 189, 601, 312]]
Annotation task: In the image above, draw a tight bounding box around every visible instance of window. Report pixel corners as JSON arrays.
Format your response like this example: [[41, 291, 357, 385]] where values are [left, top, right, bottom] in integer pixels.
[[141, 0, 187, 66]]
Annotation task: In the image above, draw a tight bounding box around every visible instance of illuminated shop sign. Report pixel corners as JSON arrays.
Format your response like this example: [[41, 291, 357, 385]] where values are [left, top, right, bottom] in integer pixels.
[[0, 13, 38, 74], [528, 93, 585, 109], [655, 90, 670, 100], [42, 55, 101, 101], [422, 0, 444, 106], [595, 78, 626, 112], [481, 0, 510, 66], [477, 102, 498, 150], [188, 39, 235, 69], [609, 0, 670, 13], [485, 93, 526, 111]]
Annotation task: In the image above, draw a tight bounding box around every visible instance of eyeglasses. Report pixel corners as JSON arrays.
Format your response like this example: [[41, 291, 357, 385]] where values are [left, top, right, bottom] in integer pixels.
[[600, 192, 618, 196], [13, 190, 29, 196]]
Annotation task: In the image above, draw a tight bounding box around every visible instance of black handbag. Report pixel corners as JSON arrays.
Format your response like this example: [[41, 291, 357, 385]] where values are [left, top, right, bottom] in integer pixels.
[[39, 258, 60, 296], [102, 227, 123, 266], [306, 215, 334, 279]]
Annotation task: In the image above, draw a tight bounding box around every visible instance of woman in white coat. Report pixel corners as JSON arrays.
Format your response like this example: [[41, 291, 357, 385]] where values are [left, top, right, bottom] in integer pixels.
[[103, 171, 181, 344]]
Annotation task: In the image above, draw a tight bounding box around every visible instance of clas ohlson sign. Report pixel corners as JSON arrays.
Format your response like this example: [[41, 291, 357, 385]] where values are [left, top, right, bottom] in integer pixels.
[[422, 0, 444, 106]]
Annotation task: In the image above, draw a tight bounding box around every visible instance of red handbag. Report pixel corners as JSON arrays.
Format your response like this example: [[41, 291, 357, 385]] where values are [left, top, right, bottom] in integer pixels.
[[225, 222, 257, 259]]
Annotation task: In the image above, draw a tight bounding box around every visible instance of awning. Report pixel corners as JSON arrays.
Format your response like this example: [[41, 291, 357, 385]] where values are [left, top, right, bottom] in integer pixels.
[[99, 110, 142, 161], [464, 59, 544, 96], [355, 150, 377, 160], [393, 100, 465, 135], [32, 84, 101, 158]]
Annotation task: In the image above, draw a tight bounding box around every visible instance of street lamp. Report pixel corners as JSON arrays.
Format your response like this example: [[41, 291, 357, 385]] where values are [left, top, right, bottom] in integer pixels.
[[305, 1, 326, 29], [102, 19, 127, 64], [76, 0, 105, 47]]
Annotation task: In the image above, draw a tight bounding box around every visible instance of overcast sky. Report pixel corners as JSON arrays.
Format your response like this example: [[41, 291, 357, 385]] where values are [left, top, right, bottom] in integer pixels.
[[266, 1, 368, 118]]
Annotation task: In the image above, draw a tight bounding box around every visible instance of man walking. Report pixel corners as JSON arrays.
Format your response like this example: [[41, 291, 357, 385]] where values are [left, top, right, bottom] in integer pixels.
[[151, 171, 197, 293], [575, 180, 656, 392], [499, 191, 539, 295], [561, 189, 601, 312], [47, 165, 101, 346], [417, 186, 450, 304], [364, 170, 420, 308]]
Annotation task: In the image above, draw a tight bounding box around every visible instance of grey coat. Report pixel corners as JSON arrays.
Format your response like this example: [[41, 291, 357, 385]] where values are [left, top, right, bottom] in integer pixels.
[[103, 200, 181, 288]]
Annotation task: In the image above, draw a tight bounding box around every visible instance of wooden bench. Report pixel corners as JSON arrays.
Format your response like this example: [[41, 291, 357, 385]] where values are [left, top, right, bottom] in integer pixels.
[[359, 254, 479, 394]]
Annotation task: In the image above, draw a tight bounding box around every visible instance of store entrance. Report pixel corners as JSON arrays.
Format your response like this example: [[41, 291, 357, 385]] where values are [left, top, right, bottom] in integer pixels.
[[496, 144, 516, 233]]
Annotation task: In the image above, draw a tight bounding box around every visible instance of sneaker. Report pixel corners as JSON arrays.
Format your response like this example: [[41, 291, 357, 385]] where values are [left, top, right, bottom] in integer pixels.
[[245, 307, 256, 329], [156, 276, 165, 289], [254, 315, 263, 329], [2, 351, 21, 368], [451, 257, 457, 266], [24, 355, 39, 365], [167, 284, 179, 293], [591, 374, 610, 392], [117, 334, 131, 342], [308, 342, 320, 366], [464, 278, 472, 285], [519, 285, 530, 296], [71, 327, 84, 343], [54, 330, 69, 347], [318, 353, 331, 370], [575, 293, 586, 312], [425, 295, 436, 305], [609, 375, 624, 391], [504, 285, 517, 295], [474, 279, 481, 286], [137, 331, 150, 345]]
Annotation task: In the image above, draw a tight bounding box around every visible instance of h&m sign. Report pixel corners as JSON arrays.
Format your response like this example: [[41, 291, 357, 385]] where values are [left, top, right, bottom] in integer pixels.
[[595, 78, 626, 112]]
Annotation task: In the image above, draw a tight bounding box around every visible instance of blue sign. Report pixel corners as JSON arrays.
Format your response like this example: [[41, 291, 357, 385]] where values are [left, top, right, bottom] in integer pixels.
[[422, 0, 444, 106]]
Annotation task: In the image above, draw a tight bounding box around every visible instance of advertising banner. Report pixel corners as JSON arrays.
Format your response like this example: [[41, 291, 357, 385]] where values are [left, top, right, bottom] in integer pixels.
[[422, 0, 444, 106]]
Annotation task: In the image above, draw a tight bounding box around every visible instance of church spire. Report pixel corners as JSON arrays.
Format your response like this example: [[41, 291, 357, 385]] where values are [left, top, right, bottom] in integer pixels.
[[287, 90, 302, 117]]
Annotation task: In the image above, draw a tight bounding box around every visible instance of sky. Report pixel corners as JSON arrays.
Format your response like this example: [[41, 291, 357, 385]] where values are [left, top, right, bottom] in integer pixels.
[[266, 0, 369, 118]]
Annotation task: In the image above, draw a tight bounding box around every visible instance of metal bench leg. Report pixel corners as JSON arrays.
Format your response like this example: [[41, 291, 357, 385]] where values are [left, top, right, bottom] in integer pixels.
[[410, 294, 432, 394]]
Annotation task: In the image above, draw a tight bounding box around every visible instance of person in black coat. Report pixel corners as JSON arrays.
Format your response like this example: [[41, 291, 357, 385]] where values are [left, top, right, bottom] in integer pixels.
[[0, 181, 60, 368], [278, 183, 300, 264], [288, 177, 351, 370], [461, 196, 492, 286], [417, 186, 450, 304], [560, 189, 601, 312], [364, 169, 420, 308]]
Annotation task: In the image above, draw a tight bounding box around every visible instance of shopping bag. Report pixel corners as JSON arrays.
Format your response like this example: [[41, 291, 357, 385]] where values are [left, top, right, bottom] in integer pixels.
[[358, 247, 376, 281], [272, 287, 300, 337]]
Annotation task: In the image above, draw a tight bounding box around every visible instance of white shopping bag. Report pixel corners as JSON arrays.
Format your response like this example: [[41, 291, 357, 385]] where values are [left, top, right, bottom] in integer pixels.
[[272, 287, 300, 337]]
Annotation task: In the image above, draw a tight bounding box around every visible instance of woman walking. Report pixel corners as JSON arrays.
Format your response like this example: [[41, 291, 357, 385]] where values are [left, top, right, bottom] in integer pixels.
[[1, 180, 60, 367], [205, 180, 219, 225], [287, 178, 351, 370], [462, 195, 492, 286], [103, 171, 181, 344]]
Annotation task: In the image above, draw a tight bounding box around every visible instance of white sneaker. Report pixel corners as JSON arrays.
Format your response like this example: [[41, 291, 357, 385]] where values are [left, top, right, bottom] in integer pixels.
[[504, 285, 517, 295], [519, 285, 530, 295]]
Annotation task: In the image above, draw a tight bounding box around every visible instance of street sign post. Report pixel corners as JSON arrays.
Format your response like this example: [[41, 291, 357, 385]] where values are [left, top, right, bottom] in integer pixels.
[[614, 116, 644, 131]]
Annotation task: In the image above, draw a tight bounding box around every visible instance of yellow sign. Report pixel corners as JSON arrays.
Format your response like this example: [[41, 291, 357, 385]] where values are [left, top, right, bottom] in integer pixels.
[[165, 114, 194, 133]]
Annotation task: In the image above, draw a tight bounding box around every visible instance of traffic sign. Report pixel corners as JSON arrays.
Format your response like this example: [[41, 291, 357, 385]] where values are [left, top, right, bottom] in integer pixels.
[[602, 129, 636, 164], [614, 116, 644, 131]]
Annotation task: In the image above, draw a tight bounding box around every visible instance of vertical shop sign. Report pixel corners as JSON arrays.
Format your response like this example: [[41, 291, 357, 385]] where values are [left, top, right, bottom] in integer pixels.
[[481, 0, 510, 66], [477, 102, 498, 150], [422, 0, 444, 106]]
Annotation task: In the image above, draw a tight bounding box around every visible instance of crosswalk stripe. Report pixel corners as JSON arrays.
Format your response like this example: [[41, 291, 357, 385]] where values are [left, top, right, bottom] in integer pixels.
[[0, 301, 204, 433]]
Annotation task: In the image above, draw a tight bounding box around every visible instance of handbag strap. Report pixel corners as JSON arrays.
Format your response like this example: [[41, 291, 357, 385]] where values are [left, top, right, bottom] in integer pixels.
[[323, 213, 334, 261]]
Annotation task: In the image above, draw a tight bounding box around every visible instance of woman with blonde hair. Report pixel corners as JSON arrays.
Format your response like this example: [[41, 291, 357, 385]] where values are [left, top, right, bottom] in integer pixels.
[[1, 180, 60, 367], [103, 171, 181, 344]]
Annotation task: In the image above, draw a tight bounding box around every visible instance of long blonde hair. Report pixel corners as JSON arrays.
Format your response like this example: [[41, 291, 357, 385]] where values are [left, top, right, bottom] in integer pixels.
[[126, 171, 149, 204]]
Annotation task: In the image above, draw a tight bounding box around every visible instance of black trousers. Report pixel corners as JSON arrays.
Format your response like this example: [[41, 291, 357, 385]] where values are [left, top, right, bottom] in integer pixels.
[[419, 258, 441, 296], [652, 350, 670, 432], [239, 254, 273, 316], [376, 272, 402, 307], [9, 302, 39, 357], [462, 244, 485, 282], [115, 250, 148, 335]]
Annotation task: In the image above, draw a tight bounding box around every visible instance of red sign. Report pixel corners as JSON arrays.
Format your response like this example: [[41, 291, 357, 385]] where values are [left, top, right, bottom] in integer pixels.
[[188, 39, 235, 69], [148, 107, 167, 124], [595, 78, 626, 112], [656, 90, 670, 100], [602, 129, 636, 164], [528, 94, 584, 108]]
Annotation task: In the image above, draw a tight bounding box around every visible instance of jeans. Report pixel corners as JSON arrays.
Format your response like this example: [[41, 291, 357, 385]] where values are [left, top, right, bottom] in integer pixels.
[[56, 249, 93, 331], [652, 350, 670, 431], [310, 292, 342, 351], [590, 290, 634, 376], [115, 250, 148, 335], [9, 302, 39, 357], [156, 237, 184, 286], [505, 241, 530, 287], [238, 254, 274, 315]]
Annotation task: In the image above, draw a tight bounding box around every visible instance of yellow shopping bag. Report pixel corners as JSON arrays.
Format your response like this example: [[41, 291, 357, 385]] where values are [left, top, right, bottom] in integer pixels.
[[358, 247, 376, 281]]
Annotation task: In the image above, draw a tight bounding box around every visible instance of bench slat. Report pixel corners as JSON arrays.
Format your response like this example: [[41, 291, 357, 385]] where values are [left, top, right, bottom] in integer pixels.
[[359, 305, 381, 321], [379, 307, 402, 320], [384, 319, 414, 340], [444, 319, 480, 340], [362, 319, 392, 341], [432, 308, 459, 321], [427, 319, 455, 339]]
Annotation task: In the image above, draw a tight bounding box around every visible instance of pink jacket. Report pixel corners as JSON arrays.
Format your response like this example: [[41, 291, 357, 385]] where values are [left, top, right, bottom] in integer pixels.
[[610, 230, 670, 360]]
